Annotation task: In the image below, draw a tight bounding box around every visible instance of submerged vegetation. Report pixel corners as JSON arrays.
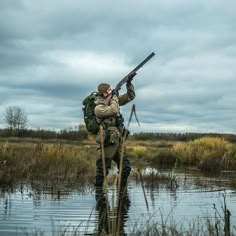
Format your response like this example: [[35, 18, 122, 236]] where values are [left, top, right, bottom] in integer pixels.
[[14, 188, 235, 236]]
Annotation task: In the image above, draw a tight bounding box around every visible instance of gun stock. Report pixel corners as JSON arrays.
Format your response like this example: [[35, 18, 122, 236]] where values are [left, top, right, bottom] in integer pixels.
[[115, 52, 155, 90]]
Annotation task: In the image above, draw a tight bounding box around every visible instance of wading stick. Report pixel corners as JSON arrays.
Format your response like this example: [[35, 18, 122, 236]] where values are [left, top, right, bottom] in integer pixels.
[[99, 125, 111, 233], [117, 104, 140, 233], [100, 126, 107, 188], [116, 129, 129, 234], [117, 130, 129, 195]]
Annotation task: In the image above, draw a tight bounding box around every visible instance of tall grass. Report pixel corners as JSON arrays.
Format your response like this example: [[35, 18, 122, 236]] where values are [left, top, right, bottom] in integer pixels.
[[127, 145, 177, 167], [174, 137, 236, 171], [1, 137, 236, 186], [0, 141, 97, 185]]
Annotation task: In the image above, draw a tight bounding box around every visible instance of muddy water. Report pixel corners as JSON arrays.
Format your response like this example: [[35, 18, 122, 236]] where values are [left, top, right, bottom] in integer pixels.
[[0, 168, 236, 235]]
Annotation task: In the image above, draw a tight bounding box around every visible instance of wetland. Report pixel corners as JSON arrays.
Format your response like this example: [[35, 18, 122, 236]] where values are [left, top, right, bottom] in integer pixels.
[[0, 137, 236, 235]]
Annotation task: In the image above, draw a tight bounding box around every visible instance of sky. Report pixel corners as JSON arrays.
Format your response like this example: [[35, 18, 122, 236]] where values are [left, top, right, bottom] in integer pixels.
[[0, 0, 235, 134]]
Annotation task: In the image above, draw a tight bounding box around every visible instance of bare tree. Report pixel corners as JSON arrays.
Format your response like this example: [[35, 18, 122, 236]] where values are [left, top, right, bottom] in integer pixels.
[[4, 106, 27, 130]]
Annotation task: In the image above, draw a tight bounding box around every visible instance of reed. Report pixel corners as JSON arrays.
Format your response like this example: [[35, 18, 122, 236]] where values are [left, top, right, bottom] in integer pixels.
[[173, 137, 236, 171], [0, 141, 97, 185], [20, 202, 235, 236], [1, 137, 236, 186], [132, 168, 178, 191]]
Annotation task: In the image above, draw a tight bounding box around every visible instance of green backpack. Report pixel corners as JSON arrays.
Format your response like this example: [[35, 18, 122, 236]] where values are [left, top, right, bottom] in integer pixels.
[[82, 92, 100, 134]]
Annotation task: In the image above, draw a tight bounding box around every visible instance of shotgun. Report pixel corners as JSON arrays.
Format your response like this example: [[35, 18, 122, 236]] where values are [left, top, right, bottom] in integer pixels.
[[115, 52, 155, 90]]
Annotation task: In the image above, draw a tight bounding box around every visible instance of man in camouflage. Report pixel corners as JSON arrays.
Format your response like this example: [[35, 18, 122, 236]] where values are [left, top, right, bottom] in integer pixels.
[[94, 72, 136, 187]]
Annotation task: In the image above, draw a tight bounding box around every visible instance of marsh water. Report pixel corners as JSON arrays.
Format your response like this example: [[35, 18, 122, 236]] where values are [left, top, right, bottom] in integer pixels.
[[0, 168, 236, 235]]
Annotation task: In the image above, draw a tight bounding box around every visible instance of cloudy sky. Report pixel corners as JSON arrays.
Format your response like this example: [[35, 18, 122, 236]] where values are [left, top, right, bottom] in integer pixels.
[[0, 0, 235, 134]]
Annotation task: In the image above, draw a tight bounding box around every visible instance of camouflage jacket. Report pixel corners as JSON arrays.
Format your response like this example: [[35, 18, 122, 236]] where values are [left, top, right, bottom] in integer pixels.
[[94, 82, 135, 128]]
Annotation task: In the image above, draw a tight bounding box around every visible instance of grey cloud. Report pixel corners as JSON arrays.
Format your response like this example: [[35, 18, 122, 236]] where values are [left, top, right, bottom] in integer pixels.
[[0, 0, 235, 133]]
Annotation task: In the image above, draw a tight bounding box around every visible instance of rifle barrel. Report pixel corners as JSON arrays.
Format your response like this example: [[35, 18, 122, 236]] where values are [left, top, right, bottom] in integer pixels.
[[131, 52, 155, 73], [115, 52, 155, 90]]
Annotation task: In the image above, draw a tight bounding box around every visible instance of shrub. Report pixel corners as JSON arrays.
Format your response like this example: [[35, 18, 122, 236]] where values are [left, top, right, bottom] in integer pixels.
[[173, 137, 236, 171], [154, 149, 177, 166]]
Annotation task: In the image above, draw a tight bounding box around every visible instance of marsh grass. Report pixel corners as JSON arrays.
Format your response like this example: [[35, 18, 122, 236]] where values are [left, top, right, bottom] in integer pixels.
[[127, 145, 177, 167], [174, 137, 236, 172], [93, 191, 234, 235], [0, 141, 97, 185], [1, 136, 236, 186], [127, 138, 236, 171]]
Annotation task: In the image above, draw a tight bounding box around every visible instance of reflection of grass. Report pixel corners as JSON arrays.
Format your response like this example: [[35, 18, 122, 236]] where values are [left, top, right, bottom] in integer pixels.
[[21, 195, 235, 236], [13, 177, 234, 235], [132, 168, 178, 191], [128, 212, 235, 236], [0, 141, 96, 185]]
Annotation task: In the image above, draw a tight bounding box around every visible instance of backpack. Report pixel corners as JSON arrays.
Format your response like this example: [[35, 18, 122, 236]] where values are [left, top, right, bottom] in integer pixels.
[[82, 92, 100, 134]]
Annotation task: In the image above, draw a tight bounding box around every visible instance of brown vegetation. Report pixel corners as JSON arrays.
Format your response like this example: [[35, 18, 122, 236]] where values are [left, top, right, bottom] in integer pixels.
[[1, 136, 236, 186], [173, 137, 236, 172], [0, 141, 97, 185]]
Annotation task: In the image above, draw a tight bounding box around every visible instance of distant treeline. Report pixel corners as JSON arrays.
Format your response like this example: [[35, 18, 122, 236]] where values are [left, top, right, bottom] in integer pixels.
[[1, 128, 236, 143], [131, 132, 236, 143], [0, 128, 88, 141]]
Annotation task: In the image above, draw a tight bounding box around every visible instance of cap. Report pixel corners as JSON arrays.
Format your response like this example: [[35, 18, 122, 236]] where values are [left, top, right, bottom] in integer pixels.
[[98, 83, 110, 95]]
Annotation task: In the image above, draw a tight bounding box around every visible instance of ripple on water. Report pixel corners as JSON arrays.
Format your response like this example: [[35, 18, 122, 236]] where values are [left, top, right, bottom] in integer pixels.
[[0, 169, 236, 235]]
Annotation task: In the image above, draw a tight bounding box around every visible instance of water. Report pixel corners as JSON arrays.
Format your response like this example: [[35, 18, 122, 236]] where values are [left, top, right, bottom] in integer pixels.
[[0, 168, 236, 235]]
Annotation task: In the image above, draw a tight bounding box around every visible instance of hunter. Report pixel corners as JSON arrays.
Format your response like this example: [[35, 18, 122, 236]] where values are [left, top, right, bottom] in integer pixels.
[[94, 72, 136, 187]]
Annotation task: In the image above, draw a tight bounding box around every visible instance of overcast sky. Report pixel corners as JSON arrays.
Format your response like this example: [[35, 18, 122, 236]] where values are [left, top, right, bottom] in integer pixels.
[[0, 0, 235, 134]]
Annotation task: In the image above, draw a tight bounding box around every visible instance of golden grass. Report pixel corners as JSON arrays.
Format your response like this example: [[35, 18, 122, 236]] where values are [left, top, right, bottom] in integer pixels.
[[0, 141, 97, 185], [173, 137, 236, 171], [130, 145, 147, 158], [127, 137, 236, 171], [1, 137, 236, 185], [126, 142, 176, 167]]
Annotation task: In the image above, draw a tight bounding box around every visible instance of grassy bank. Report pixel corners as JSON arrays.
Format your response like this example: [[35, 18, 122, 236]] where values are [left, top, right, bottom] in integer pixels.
[[0, 141, 97, 185], [173, 137, 236, 171], [126, 137, 236, 171], [1, 137, 236, 185]]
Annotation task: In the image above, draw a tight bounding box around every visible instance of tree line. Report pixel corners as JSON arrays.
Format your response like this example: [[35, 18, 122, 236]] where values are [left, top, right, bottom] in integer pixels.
[[131, 132, 236, 143], [1, 128, 236, 143], [1, 106, 88, 141], [2, 106, 236, 142], [0, 128, 88, 141]]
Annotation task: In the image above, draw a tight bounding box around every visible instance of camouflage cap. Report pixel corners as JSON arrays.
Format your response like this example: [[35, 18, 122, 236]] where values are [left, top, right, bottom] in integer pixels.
[[98, 83, 110, 95]]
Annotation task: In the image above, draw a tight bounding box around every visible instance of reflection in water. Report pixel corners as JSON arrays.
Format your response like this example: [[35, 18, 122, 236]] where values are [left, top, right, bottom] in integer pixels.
[[0, 169, 236, 235], [95, 186, 130, 235]]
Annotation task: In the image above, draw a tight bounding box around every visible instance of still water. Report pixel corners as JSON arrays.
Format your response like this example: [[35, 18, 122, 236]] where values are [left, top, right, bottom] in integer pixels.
[[0, 168, 236, 235]]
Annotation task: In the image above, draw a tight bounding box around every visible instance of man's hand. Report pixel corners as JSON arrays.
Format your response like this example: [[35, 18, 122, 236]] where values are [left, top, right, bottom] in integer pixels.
[[112, 89, 119, 97], [127, 72, 137, 84]]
